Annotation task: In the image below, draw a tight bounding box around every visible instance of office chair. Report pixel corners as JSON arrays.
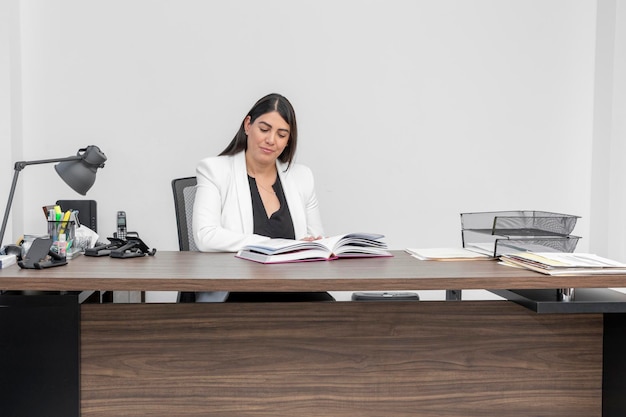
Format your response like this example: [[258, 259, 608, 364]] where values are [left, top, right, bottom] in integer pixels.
[[172, 177, 200, 302], [172, 176, 199, 252], [171, 176, 334, 302]]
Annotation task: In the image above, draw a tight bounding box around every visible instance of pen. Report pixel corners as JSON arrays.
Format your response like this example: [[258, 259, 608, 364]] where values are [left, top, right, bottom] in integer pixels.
[[70, 210, 81, 228], [59, 210, 71, 236]]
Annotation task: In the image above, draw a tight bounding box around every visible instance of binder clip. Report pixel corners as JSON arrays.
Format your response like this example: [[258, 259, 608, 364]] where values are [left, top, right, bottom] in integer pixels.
[[84, 237, 126, 257], [110, 236, 156, 258], [18, 237, 68, 269]]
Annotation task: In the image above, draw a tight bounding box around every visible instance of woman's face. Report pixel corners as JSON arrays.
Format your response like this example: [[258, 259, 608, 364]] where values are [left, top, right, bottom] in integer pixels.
[[244, 111, 290, 165]]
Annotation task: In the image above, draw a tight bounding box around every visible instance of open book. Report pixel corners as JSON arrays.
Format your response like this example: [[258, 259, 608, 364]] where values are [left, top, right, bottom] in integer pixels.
[[500, 252, 626, 275], [236, 233, 392, 264]]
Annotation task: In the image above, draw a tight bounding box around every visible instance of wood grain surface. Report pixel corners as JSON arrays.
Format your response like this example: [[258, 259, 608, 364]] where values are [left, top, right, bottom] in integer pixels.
[[81, 301, 602, 417], [3, 250, 626, 291]]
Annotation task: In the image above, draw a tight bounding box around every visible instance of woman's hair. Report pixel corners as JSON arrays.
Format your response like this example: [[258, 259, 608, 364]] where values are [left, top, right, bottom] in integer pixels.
[[219, 93, 298, 167]]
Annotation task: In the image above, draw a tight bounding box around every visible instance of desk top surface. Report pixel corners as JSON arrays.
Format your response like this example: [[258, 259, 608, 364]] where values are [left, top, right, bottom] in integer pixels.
[[1, 250, 626, 292]]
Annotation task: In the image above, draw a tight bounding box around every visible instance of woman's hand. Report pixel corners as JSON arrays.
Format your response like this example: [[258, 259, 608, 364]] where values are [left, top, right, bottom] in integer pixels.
[[301, 236, 323, 242]]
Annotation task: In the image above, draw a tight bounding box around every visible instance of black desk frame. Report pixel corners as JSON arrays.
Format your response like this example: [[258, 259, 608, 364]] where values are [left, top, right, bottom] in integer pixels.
[[0, 292, 80, 417]]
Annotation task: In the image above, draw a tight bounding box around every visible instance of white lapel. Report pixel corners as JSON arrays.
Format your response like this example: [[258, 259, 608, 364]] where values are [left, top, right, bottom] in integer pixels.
[[233, 152, 254, 234], [278, 161, 306, 237]]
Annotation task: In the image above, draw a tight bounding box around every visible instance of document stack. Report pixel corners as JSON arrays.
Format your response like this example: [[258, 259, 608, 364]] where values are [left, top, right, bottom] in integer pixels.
[[499, 252, 626, 275], [460, 210, 580, 257]]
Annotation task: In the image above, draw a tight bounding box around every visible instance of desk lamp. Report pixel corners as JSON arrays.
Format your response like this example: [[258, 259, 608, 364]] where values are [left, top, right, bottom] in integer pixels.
[[0, 145, 107, 252]]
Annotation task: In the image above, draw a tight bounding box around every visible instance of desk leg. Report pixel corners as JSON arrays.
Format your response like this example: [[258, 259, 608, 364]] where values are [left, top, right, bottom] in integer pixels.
[[445, 289, 462, 300], [112, 290, 144, 303], [603, 313, 626, 417]]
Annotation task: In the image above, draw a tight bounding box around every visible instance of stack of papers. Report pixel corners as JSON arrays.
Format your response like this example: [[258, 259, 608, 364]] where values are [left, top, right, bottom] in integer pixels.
[[0, 254, 17, 269], [500, 252, 626, 275], [405, 248, 493, 261]]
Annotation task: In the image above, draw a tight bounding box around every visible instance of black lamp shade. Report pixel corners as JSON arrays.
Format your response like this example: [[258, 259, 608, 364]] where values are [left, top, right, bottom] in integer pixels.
[[54, 146, 107, 195]]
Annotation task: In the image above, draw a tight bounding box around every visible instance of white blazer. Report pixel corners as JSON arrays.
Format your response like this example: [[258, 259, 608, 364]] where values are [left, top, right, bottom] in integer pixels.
[[192, 151, 324, 252]]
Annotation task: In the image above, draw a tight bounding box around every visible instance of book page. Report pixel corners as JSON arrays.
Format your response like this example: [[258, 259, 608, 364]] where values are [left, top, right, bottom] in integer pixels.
[[242, 238, 329, 255]]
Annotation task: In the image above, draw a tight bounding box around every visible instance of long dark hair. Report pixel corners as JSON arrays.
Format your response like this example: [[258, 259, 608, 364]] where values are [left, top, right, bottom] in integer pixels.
[[219, 93, 298, 167]]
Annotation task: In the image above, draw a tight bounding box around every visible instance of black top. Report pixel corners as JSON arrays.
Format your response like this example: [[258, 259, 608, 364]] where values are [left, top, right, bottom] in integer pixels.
[[248, 175, 295, 239]]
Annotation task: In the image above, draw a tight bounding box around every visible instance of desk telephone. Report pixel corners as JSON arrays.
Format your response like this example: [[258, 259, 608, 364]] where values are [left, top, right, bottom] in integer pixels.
[[85, 210, 156, 258]]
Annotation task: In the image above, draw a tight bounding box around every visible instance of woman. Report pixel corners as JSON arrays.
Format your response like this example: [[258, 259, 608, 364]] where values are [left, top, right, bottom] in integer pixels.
[[193, 93, 324, 252], [191, 94, 332, 302]]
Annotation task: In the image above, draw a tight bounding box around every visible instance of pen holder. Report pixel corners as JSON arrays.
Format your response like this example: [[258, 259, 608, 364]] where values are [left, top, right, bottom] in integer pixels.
[[47, 220, 76, 244]]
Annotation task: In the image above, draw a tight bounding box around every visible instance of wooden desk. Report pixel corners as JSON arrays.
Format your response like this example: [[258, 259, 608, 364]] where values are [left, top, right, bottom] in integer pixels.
[[4, 249, 626, 291], [2, 251, 626, 417]]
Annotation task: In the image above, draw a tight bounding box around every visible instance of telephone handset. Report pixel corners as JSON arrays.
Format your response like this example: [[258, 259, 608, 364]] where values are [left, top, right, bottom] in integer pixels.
[[116, 211, 127, 240]]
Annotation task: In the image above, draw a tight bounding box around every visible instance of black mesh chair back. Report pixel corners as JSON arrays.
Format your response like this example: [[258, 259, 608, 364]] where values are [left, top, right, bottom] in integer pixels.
[[172, 176, 198, 302], [171, 177, 198, 252]]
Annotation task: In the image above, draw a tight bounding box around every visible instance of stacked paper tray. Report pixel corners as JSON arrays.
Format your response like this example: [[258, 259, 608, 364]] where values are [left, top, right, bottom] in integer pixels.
[[461, 211, 580, 257]]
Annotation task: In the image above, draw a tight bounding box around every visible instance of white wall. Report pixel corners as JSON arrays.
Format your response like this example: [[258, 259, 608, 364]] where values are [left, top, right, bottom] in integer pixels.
[[0, 0, 21, 247], [3, 1, 624, 265], [610, 1, 626, 262], [0, 3, 10, 200], [605, 0, 626, 262]]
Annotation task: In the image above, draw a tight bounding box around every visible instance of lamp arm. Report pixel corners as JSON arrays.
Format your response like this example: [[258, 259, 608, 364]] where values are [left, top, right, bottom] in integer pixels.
[[14, 155, 82, 171], [1, 155, 82, 247], [0, 168, 22, 247]]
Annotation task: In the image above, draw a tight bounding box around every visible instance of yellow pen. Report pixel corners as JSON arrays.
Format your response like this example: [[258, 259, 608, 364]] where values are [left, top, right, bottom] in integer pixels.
[[58, 210, 71, 236]]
